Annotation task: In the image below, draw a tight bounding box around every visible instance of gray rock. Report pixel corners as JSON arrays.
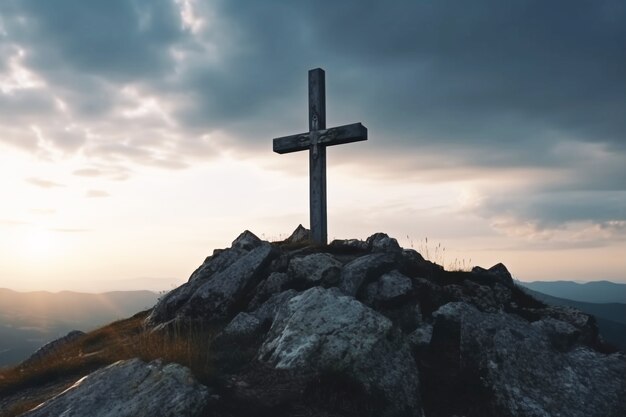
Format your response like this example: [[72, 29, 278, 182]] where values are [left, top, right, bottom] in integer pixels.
[[471, 262, 514, 288], [147, 241, 273, 326], [364, 270, 413, 304], [284, 224, 310, 244], [258, 287, 423, 417], [366, 232, 401, 253], [22, 358, 210, 417], [181, 243, 272, 319], [147, 230, 268, 326], [328, 238, 368, 252], [249, 272, 292, 309], [432, 302, 626, 417], [288, 253, 342, 287], [21, 330, 85, 367], [339, 252, 395, 297], [224, 312, 262, 337], [408, 324, 433, 349], [252, 289, 298, 325]]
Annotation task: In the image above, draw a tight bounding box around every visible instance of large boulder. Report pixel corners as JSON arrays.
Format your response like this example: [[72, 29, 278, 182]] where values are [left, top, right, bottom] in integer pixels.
[[20, 330, 85, 367], [146, 231, 273, 326], [430, 302, 626, 417], [22, 359, 210, 417], [288, 252, 342, 287], [258, 287, 423, 417], [339, 252, 396, 297]]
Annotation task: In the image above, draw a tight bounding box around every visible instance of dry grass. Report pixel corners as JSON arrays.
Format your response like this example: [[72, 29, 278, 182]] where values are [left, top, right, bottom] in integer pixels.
[[0, 310, 215, 416]]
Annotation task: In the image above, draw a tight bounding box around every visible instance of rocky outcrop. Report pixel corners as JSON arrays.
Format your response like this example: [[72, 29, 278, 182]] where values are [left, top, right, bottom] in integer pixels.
[[7, 229, 624, 417], [258, 287, 422, 417], [20, 330, 85, 367], [133, 227, 625, 416], [146, 231, 274, 327], [429, 302, 626, 417], [22, 359, 210, 417]]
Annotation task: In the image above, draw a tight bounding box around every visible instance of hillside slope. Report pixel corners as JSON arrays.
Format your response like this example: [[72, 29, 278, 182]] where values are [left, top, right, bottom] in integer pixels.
[[0, 289, 158, 367]]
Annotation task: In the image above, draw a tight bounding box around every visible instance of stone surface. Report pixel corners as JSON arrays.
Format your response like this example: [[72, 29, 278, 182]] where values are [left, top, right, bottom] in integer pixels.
[[147, 231, 268, 326], [284, 224, 310, 244], [472, 262, 514, 288], [258, 287, 422, 417], [147, 239, 273, 326], [431, 302, 626, 417], [224, 312, 262, 337], [364, 270, 413, 304], [339, 252, 395, 297], [251, 289, 298, 325], [22, 359, 210, 417], [366, 232, 401, 253], [21, 330, 85, 367], [288, 252, 342, 287]]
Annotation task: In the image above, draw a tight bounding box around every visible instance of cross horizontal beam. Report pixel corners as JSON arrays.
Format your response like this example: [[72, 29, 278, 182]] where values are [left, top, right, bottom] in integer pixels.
[[273, 122, 368, 154]]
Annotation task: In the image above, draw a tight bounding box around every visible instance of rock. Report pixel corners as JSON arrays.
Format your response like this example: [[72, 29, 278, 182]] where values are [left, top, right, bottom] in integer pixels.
[[288, 253, 342, 287], [191, 230, 263, 283], [224, 312, 262, 337], [339, 252, 396, 297], [258, 287, 423, 417], [21, 330, 85, 367], [252, 289, 299, 325], [180, 243, 273, 319], [148, 241, 273, 326], [408, 324, 433, 350], [366, 232, 401, 253], [147, 230, 269, 326], [284, 224, 310, 244], [248, 272, 292, 309], [462, 280, 512, 312], [232, 230, 263, 251], [22, 358, 210, 417], [472, 262, 514, 288], [430, 302, 626, 417], [328, 238, 368, 253], [364, 270, 413, 304]]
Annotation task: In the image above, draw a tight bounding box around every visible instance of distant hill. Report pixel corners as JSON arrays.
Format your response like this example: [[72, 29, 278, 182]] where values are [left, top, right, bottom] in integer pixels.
[[519, 280, 626, 304], [0, 289, 159, 367], [521, 287, 626, 350]]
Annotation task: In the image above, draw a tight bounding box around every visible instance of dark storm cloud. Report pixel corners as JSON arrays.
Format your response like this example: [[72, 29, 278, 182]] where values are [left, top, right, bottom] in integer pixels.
[[178, 0, 626, 158], [1, 0, 624, 233], [2, 0, 185, 81], [479, 190, 626, 227]]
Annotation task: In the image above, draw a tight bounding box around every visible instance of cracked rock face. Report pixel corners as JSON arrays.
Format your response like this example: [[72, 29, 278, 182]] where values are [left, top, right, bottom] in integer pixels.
[[258, 287, 423, 417], [139, 227, 624, 416], [21, 359, 210, 417], [431, 302, 626, 417]]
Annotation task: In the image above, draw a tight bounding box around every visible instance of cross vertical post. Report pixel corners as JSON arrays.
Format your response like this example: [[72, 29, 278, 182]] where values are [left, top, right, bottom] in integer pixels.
[[308, 68, 327, 245], [272, 68, 367, 246]]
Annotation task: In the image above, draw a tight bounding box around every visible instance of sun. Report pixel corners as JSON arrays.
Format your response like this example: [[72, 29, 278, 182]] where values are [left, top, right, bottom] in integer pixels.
[[19, 227, 61, 260]]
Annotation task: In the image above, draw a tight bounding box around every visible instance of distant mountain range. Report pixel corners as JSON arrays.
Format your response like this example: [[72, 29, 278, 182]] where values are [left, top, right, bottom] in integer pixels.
[[518, 281, 626, 350], [519, 280, 626, 304], [0, 289, 159, 367]]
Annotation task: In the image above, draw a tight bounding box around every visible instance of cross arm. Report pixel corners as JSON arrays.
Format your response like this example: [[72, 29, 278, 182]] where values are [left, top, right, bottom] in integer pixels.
[[273, 122, 367, 154]]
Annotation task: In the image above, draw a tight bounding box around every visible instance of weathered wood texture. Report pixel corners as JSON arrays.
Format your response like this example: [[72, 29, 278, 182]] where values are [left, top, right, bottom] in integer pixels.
[[273, 123, 368, 154], [309, 69, 327, 245], [272, 68, 367, 245]]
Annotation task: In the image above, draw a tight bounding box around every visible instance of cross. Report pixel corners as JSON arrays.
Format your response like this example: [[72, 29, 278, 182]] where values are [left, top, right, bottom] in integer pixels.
[[273, 68, 368, 245]]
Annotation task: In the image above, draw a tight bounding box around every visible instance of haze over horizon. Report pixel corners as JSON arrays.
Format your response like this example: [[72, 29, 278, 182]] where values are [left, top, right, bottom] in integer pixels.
[[1, 0, 625, 292]]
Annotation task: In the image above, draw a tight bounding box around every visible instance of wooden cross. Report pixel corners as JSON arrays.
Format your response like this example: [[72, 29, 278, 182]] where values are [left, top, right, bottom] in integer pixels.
[[273, 68, 368, 245]]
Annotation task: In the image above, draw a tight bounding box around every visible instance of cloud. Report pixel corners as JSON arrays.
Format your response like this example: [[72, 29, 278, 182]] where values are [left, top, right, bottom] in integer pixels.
[[85, 190, 110, 198], [25, 177, 64, 188], [0, 0, 624, 235]]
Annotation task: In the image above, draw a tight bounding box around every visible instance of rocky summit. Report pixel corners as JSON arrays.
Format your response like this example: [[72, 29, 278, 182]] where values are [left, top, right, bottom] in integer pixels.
[[8, 227, 626, 417]]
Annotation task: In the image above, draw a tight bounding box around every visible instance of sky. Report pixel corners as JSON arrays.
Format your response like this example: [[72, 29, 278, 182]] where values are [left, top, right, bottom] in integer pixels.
[[0, 0, 624, 292]]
